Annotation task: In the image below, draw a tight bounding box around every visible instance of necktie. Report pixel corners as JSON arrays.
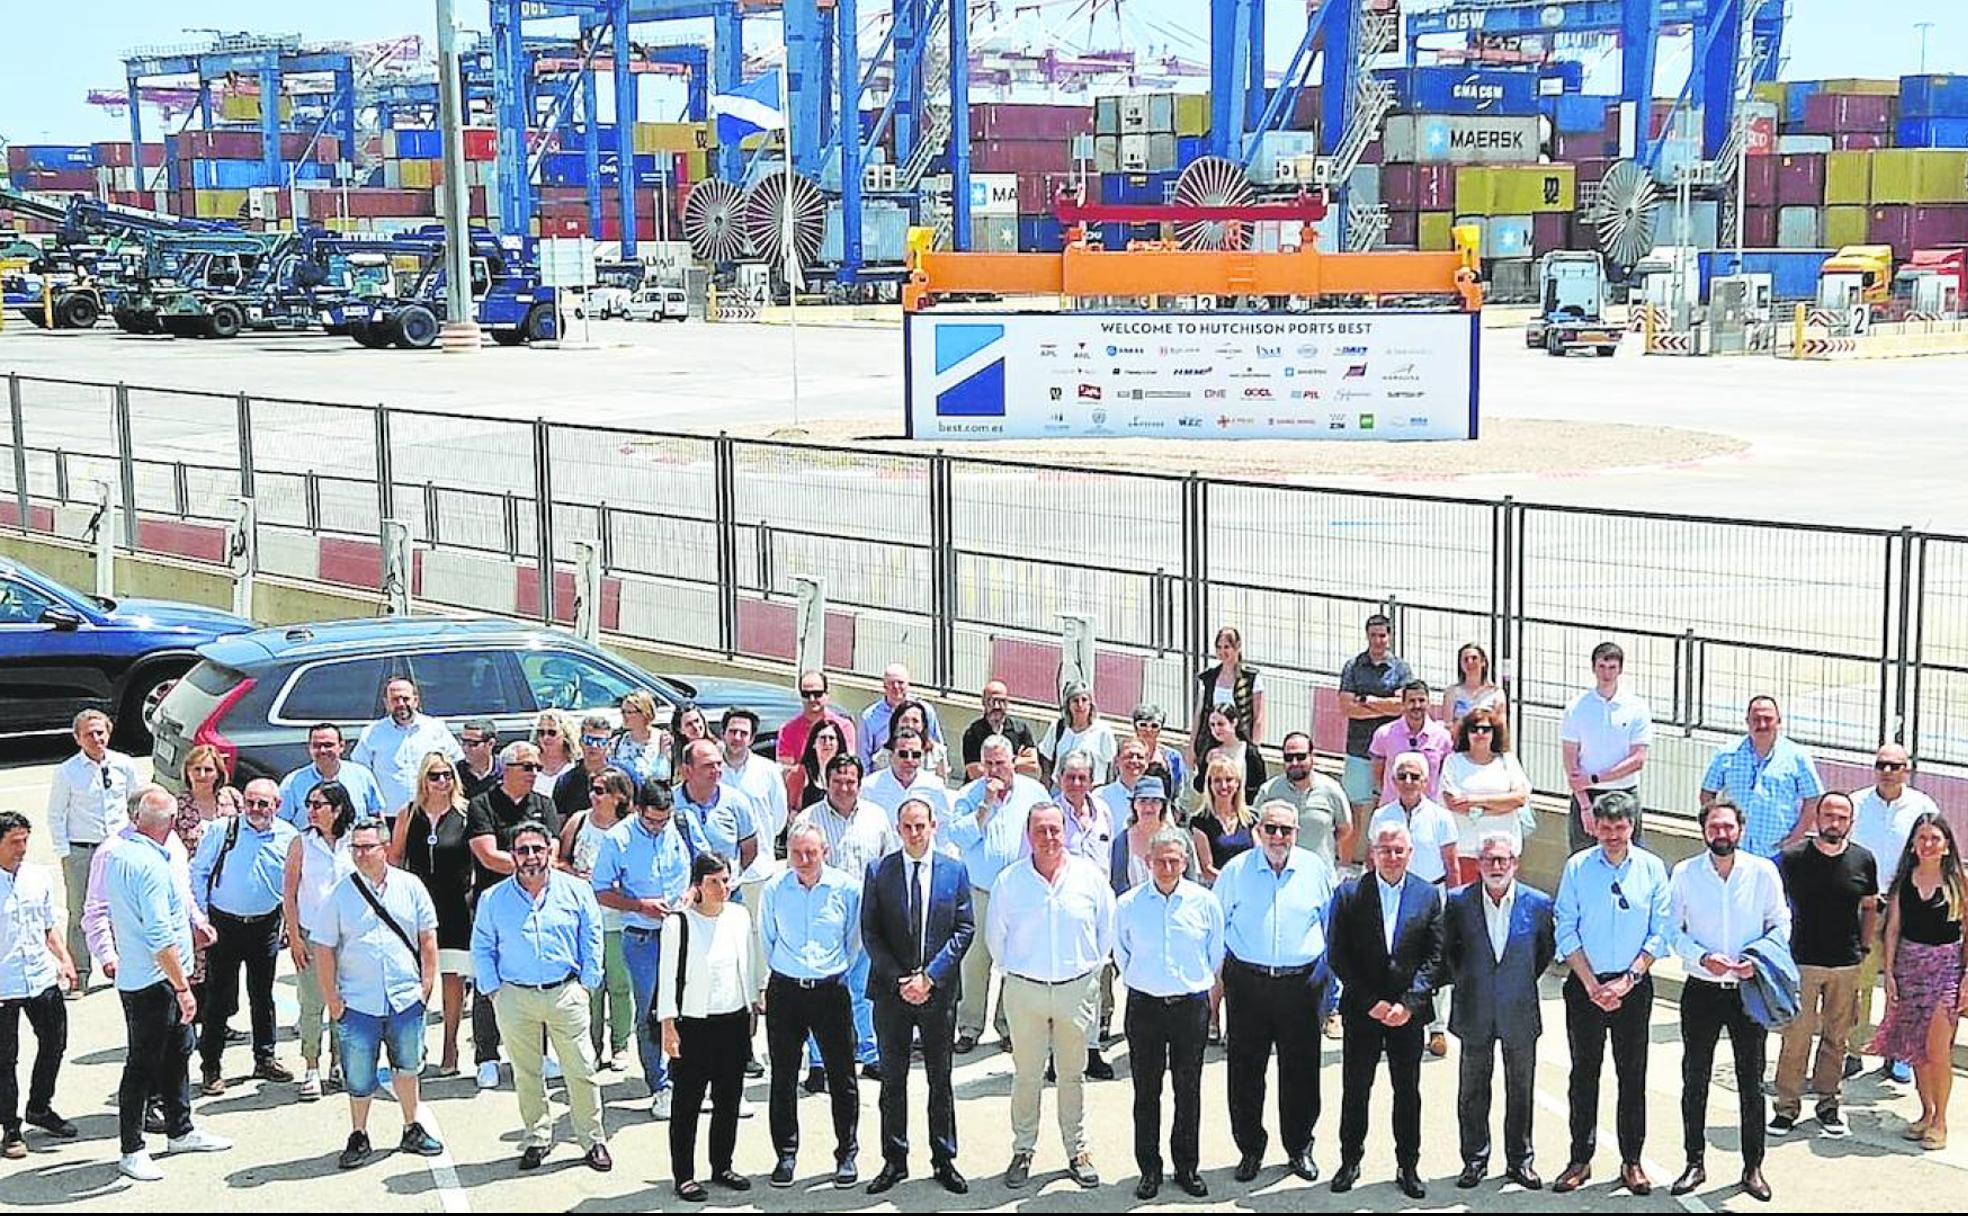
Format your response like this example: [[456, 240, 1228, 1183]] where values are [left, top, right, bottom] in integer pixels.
[[908, 860, 925, 973]]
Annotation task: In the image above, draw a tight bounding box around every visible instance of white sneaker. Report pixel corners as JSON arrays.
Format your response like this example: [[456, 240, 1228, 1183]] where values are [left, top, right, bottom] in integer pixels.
[[166, 1128, 233, 1154], [476, 1061, 500, 1090], [298, 1069, 322, 1102], [650, 1090, 672, 1121], [119, 1151, 165, 1182], [543, 1056, 563, 1083]]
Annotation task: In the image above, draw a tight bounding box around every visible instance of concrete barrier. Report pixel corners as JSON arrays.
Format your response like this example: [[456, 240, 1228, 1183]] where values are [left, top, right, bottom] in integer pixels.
[[1778, 316, 1968, 360]]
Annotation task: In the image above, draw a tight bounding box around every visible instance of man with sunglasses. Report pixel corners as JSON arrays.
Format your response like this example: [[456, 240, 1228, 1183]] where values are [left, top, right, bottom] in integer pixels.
[[352, 677, 463, 825], [1550, 791, 1671, 1196], [456, 720, 504, 801], [188, 779, 300, 1096], [1847, 744, 1936, 1082], [465, 742, 564, 1090], [776, 671, 859, 773], [1214, 801, 1338, 1186], [46, 709, 142, 994], [553, 714, 620, 818], [277, 723, 387, 831], [960, 681, 1041, 782], [863, 728, 951, 828], [1260, 732, 1352, 873]]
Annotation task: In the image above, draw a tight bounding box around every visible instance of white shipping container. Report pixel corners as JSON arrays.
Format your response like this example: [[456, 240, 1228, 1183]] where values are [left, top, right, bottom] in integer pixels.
[[1249, 130, 1319, 184], [1383, 114, 1544, 164], [1094, 136, 1119, 174], [1070, 133, 1094, 162], [1147, 133, 1179, 171], [1095, 96, 1121, 136], [1146, 93, 1176, 134], [1120, 96, 1149, 130], [1348, 164, 1381, 206], [1777, 205, 1822, 248], [1120, 133, 1151, 171], [1777, 134, 1834, 154]]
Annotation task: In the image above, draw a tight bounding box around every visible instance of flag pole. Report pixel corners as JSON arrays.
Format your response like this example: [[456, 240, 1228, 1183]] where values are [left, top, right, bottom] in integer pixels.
[[780, 58, 802, 430]]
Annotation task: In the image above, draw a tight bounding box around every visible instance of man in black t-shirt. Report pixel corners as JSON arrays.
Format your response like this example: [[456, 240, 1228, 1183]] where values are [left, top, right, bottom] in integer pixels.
[[464, 740, 564, 1089], [550, 714, 616, 820], [1773, 791, 1876, 1138], [959, 679, 1040, 780]]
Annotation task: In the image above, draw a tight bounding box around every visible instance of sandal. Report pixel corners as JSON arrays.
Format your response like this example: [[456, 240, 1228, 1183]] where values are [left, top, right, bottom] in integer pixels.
[[1906, 1119, 1932, 1140], [1924, 1128, 1948, 1151]]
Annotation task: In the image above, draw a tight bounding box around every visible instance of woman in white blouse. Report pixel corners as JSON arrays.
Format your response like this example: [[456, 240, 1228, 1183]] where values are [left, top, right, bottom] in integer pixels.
[[1439, 705, 1534, 885], [658, 851, 758, 1202]]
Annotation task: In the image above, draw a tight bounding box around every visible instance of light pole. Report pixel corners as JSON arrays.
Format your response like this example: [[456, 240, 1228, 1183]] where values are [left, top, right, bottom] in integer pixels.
[[437, 0, 480, 351], [1916, 22, 1935, 74]]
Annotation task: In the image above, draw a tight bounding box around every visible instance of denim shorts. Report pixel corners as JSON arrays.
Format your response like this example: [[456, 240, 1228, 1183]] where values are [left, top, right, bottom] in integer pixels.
[[1341, 755, 1377, 806], [339, 1003, 426, 1098]]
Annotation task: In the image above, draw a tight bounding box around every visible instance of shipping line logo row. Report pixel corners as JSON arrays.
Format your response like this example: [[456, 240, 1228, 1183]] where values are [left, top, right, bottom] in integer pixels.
[[1050, 384, 1427, 403], [1025, 412, 1438, 434]]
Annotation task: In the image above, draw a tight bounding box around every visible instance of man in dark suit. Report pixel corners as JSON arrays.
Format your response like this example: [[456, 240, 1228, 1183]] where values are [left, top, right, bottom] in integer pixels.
[[1443, 830, 1557, 1191], [861, 797, 974, 1197], [1326, 820, 1444, 1201]]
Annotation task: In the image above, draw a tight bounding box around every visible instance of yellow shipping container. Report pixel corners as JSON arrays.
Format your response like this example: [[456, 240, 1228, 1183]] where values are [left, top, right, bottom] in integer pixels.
[[1174, 93, 1210, 137], [219, 94, 294, 122], [400, 159, 433, 189], [1870, 149, 1968, 204], [684, 149, 710, 181], [1752, 81, 1786, 107], [634, 121, 715, 153], [192, 189, 249, 219], [1455, 165, 1575, 215], [1824, 151, 1871, 206], [1819, 78, 1900, 96], [1823, 205, 1870, 248], [1419, 212, 1453, 251]]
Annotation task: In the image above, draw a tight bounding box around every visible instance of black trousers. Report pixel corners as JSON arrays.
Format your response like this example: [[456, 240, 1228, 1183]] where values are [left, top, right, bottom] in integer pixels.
[[118, 983, 194, 1154], [1680, 979, 1767, 1170], [1126, 990, 1209, 1179], [1457, 1034, 1538, 1172], [199, 909, 280, 1074], [765, 974, 858, 1162], [1223, 959, 1326, 1159], [0, 985, 67, 1133], [1563, 972, 1652, 1166], [669, 1011, 750, 1183], [1338, 1012, 1426, 1170], [872, 992, 958, 1170]]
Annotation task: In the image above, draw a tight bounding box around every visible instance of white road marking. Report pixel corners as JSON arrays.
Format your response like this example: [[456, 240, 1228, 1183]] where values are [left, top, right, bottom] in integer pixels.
[[414, 1101, 471, 1213]]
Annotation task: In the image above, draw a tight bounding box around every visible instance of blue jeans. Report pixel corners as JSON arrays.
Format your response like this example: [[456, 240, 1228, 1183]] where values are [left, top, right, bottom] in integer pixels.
[[622, 925, 669, 1095], [808, 952, 877, 1068], [340, 1003, 426, 1099]]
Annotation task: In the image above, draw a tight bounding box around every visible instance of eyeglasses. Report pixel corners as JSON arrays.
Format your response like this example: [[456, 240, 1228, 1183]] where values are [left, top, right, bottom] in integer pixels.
[[429, 771, 456, 782], [1282, 751, 1310, 762], [895, 751, 923, 761], [512, 844, 549, 856], [243, 798, 276, 810], [1468, 724, 1495, 734], [514, 762, 542, 772], [1259, 823, 1297, 837], [462, 736, 491, 748], [580, 735, 610, 748], [589, 783, 610, 795], [1394, 772, 1425, 783], [305, 797, 331, 809], [1610, 880, 1630, 911], [351, 842, 386, 854], [799, 689, 827, 700], [1876, 761, 1908, 772], [538, 728, 561, 736]]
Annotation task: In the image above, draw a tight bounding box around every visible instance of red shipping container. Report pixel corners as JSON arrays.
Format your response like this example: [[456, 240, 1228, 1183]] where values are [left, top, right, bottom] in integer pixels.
[[1801, 93, 1894, 135], [1776, 153, 1825, 206], [1381, 164, 1418, 209], [1554, 132, 1617, 161], [1741, 155, 1779, 206], [1532, 211, 1569, 253], [1358, 139, 1383, 165], [1288, 88, 1323, 131], [1868, 205, 1912, 257], [1385, 209, 1419, 246], [1912, 203, 1968, 248], [971, 139, 1072, 173], [971, 103, 1093, 141], [1573, 157, 1611, 185], [93, 142, 166, 168], [342, 187, 437, 218], [1742, 205, 1777, 248], [17, 170, 96, 192], [1746, 116, 1776, 155], [462, 127, 497, 161], [1835, 133, 1886, 151]]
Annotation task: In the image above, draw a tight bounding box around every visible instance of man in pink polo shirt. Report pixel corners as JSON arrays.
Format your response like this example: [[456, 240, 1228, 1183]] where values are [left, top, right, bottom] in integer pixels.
[[775, 670, 859, 770], [1368, 681, 1455, 808]]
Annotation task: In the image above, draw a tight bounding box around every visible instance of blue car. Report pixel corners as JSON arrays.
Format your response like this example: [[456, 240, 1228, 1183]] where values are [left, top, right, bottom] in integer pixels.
[[0, 557, 254, 746]]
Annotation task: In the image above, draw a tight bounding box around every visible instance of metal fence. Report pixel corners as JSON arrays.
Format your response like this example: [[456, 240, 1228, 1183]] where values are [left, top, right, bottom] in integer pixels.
[[6, 369, 1963, 816]]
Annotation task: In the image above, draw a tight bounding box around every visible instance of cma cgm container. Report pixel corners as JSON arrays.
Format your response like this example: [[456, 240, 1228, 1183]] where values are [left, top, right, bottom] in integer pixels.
[[1378, 67, 1539, 116], [1382, 115, 1542, 164]]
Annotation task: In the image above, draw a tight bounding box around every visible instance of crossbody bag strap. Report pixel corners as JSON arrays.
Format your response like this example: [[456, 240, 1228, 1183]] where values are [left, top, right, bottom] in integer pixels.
[[351, 872, 419, 965]]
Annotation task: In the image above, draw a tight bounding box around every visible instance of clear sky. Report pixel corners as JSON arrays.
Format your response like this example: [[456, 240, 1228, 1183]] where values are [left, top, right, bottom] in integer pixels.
[[1, 0, 1962, 146]]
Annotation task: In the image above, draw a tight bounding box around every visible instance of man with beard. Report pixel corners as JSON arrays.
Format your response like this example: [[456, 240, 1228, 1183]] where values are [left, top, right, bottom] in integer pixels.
[[1772, 791, 1876, 1139], [1666, 796, 1790, 1203]]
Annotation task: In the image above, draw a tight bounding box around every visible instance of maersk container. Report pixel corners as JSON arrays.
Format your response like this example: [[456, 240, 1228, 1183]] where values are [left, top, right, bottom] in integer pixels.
[[1899, 75, 1968, 119], [1697, 249, 1833, 301], [1382, 114, 1541, 164]]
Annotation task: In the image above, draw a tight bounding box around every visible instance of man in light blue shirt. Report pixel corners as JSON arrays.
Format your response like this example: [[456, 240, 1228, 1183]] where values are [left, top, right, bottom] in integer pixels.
[[105, 788, 229, 1181], [944, 735, 1052, 1051], [858, 664, 945, 767], [1214, 800, 1337, 1185], [1699, 695, 1825, 859], [1115, 826, 1225, 1200], [675, 740, 761, 880], [188, 778, 300, 1091], [759, 822, 864, 1188], [277, 723, 387, 829], [350, 677, 463, 821], [470, 820, 611, 1173], [312, 819, 443, 1168], [591, 779, 702, 1117], [1550, 791, 1671, 1196]]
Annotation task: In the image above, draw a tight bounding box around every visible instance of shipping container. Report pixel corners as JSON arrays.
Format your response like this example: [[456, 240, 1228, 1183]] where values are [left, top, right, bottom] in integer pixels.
[[1380, 163, 1454, 210], [821, 201, 911, 264], [1382, 114, 1542, 164], [1554, 93, 1616, 134], [1824, 205, 1870, 247], [386, 128, 444, 160], [1776, 154, 1826, 206], [1532, 210, 1568, 254], [1248, 130, 1317, 184], [1869, 203, 1968, 253], [1348, 165, 1381, 207], [1093, 135, 1119, 174], [1834, 134, 1885, 151], [15, 169, 97, 192], [1824, 151, 1871, 206], [973, 139, 1073, 173], [1094, 96, 1120, 137], [1455, 164, 1575, 214], [1458, 213, 1533, 258], [1419, 212, 1453, 251], [1486, 258, 1537, 301], [1573, 157, 1612, 185], [969, 103, 1095, 141], [1175, 93, 1210, 137], [1900, 74, 1968, 120], [1104, 172, 1178, 206], [1784, 82, 1822, 127], [1652, 133, 1703, 184], [1742, 155, 1779, 206], [1799, 93, 1894, 135], [1697, 249, 1833, 300], [1776, 134, 1834, 155], [1385, 210, 1419, 246], [1654, 199, 1721, 250], [9, 145, 98, 172], [1380, 67, 1539, 117], [1742, 205, 1777, 248], [1819, 78, 1901, 97], [92, 142, 166, 169], [1870, 149, 1968, 204], [1553, 132, 1617, 161], [1778, 205, 1822, 248], [1176, 135, 1207, 167], [1896, 117, 1968, 148]]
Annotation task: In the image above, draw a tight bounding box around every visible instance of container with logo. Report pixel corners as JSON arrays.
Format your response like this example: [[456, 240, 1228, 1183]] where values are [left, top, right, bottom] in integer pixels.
[[1382, 114, 1542, 164], [1778, 206, 1822, 248], [1456, 164, 1575, 214], [1382, 66, 1539, 117]]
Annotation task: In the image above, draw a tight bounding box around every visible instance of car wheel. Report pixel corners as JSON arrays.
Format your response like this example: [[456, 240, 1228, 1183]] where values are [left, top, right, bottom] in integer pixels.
[[121, 665, 189, 750], [207, 302, 245, 340]]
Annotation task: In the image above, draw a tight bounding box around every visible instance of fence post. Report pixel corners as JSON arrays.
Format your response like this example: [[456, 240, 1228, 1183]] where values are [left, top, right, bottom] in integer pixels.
[[374, 403, 395, 526], [714, 434, 738, 657], [1496, 497, 1516, 722], [235, 391, 255, 501], [533, 419, 555, 624], [1893, 526, 1915, 747], [8, 375, 27, 534], [928, 451, 953, 692], [1909, 533, 1928, 764], [1180, 473, 1208, 725], [113, 383, 137, 548]]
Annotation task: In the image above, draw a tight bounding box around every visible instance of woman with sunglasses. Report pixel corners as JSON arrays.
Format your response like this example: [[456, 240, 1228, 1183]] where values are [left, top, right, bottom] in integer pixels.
[[610, 691, 672, 785], [389, 753, 475, 1076], [531, 710, 579, 796], [1442, 642, 1507, 728], [283, 779, 355, 1099], [1440, 707, 1534, 885], [560, 767, 638, 1072]]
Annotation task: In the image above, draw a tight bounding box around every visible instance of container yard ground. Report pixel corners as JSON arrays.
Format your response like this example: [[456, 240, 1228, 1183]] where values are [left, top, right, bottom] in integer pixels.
[[2, 317, 1966, 528]]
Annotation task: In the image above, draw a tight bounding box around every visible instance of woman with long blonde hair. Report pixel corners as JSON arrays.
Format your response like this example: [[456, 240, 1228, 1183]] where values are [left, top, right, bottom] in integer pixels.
[[530, 708, 579, 794], [389, 751, 475, 1075]]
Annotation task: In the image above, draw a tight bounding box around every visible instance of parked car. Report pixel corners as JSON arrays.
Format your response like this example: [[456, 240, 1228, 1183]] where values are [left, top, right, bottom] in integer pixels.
[[624, 285, 688, 322], [586, 286, 634, 319], [147, 616, 806, 794], [0, 556, 254, 747]]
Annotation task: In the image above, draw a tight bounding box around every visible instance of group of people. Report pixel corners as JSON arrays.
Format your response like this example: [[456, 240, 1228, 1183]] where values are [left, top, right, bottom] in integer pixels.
[[3, 625, 1964, 1207]]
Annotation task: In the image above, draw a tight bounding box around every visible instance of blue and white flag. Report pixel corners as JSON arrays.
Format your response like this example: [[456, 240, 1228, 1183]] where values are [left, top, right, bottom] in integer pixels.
[[711, 70, 786, 147]]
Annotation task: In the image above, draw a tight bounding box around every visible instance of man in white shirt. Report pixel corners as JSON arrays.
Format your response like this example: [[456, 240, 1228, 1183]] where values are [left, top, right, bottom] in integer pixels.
[[1559, 643, 1653, 852], [862, 728, 951, 829], [719, 709, 790, 853], [1369, 752, 1459, 1057], [1846, 742, 1937, 1078], [794, 755, 900, 1074], [1093, 738, 1150, 835], [1666, 797, 1789, 1204], [1039, 751, 1117, 1079], [350, 677, 463, 820], [987, 803, 1116, 1192], [0, 811, 79, 1158], [45, 709, 140, 993]]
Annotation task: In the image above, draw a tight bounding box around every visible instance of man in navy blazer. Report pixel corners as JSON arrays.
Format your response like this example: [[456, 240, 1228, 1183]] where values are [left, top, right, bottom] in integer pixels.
[[860, 797, 975, 1197], [1326, 820, 1443, 1201], [1443, 830, 1557, 1192]]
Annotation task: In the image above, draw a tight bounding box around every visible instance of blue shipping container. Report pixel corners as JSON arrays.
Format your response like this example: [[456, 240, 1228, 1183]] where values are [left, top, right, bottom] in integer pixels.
[[1896, 117, 1968, 148], [1018, 215, 1066, 252], [1381, 67, 1538, 117], [21, 145, 97, 171], [1553, 93, 1616, 134], [1697, 248, 1832, 301], [1176, 135, 1207, 167], [1103, 171, 1177, 205], [191, 159, 269, 189], [566, 125, 620, 153], [391, 128, 443, 160], [1900, 74, 1968, 120], [1784, 81, 1822, 128]]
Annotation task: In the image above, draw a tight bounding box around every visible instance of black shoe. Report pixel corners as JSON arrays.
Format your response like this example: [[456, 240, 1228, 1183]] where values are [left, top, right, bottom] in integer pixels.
[[1670, 1162, 1706, 1197], [1289, 1151, 1319, 1182], [803, 1067, 828, 1095], [1397, 1167, 1427, 1200], [1843, 1054, 1864, 1080], [1506, 1165, 1543, 1190], [1004, 1151, 1033, 1189], [861, 1062, 883, 1082], [1769, 1113, 1798, 1134], [1234, 1152, 1263, 1183], [253, 1059, 294, 1084], [585, 1143, 613, 1172], [711, 1168, 751, 1191], [867, 1163, 908, 1195], [1085, 1050, 1115, 1081], [1135, 1172, 1162, 1200], [1458, 1163, 1485, 1189], [1175, 1172, 1208, 1198], [675, 1180, 708, 1203], [744, 1058, 766, 1079], [1331, 1162, 1361, 1193], [833, 1157, 858, 1188], [224, 1026, 248, 1045], [338, 1131, 373, 1170], [934, 1163, 969, 1195], [953, 1035, 977, 1055], [770, 1157, 796, 1188], [400, 1122, 443, 1156], [519, 1144, 548, 1171], [1742, 1168, 1772, 1202], [22, 1107, 77, 1139]]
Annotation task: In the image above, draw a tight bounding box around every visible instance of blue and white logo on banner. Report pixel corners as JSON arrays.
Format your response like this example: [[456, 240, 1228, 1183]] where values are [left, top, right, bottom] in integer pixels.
[[933, 323, 1007, 417]]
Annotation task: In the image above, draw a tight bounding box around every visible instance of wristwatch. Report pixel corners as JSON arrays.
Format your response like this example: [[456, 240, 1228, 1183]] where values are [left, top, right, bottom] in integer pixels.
[[1625, 968, 1645, 987]]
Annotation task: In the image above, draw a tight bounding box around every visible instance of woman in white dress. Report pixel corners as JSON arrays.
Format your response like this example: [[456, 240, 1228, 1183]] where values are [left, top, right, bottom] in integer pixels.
[[1439, 704, 1534, 885]]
